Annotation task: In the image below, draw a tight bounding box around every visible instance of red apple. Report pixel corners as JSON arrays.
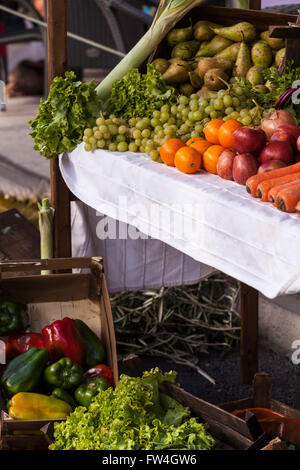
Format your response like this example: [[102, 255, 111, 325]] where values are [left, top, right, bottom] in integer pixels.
[[270, 129, 296, 149], [259, 141, 294, 165], [216, 149, 237, 180], [232, 153, 259, 185], [258, 160, 287, 174], [233, 127, 267, 154], [277, 124, 300, 140]]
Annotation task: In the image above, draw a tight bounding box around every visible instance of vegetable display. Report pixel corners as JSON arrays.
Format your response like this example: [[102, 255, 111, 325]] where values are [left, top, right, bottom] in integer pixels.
[[50, 368, 215, 451]]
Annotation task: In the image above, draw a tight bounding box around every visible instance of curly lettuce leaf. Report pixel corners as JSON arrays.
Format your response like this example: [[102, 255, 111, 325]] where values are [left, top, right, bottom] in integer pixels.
[[50, 368, 215, 451]]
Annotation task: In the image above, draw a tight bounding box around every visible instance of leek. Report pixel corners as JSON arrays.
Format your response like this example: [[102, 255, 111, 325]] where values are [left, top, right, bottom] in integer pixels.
[[96, 0, 206, 104], [38, 198, 54, 274]]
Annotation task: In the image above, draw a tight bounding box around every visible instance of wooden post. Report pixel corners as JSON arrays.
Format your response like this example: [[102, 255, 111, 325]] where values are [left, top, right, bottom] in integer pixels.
[[47, 0, 72, 258], [240, 283, 259, 384], [249, 0, 261, 10], [269, 12, 300, 70]]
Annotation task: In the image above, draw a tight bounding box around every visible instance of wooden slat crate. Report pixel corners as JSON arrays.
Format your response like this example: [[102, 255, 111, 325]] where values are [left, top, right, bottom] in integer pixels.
[[0, 257, 118, 451]]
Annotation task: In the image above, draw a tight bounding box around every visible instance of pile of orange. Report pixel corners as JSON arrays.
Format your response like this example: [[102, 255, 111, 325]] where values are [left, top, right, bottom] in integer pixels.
[[159, 119, 242, 176]]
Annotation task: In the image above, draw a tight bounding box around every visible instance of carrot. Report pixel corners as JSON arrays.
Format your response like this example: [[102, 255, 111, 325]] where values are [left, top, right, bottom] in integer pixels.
[[268, 180, 300, 203], [296, 201, 300, 216], [257, 172, 300, 202], [246, 162, 300, 197], [276, 183, 300, 212]]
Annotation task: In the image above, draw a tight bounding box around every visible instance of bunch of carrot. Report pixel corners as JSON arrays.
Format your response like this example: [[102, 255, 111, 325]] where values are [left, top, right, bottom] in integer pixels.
[[246, 162, 300, 215]]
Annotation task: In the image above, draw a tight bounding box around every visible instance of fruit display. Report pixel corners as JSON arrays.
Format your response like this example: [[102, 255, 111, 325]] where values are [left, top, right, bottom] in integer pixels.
[[0, 313, 113, 420], [152, 20, 285, 97]]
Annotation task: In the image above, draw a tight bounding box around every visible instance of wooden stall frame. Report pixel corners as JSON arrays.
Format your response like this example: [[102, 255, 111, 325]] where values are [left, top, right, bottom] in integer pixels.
[[48, 0, 295, 384]]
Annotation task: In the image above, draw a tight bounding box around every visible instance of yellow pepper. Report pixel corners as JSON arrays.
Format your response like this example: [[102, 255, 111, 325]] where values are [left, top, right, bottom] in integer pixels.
[[9, 392, 72, 420]]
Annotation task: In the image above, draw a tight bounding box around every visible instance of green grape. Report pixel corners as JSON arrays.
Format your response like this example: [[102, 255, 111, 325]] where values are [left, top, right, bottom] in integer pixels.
[[136, 120, 147, 130], [223, 116, 231, 122], [202, 117, 210, 125], [145, 139, 154, 149], [96, 117, 105, 126], [97, 139, 106, 149], [128, 118, 137, 127], [161, 112, 170, 122], [132, 129, 142, 139], [190, 93, 198, 100], [199, 98, 208, 107], [152, 110, 161, 119], [157, 130, 165, 139], [179, 124, 189, 134], [140, 146, 145, 153], [99, 125, 108, 133], [171, 105, 178, 115], [129, 142, 138, 152], [149, 149, 160, 161], [142, 137, 149, 146], [164, 126, 173, 136], [88, 136, 97, 146], [230, 111, 240, 120], [170, 124, 178, 133], [185, 120, 193, 128], [116, 134, 126, 143], [240, 109, 250, 118], [142, 129, 151, 138], [151, 118, 161, 128], [229, 77, 237, 84], [93, 131, 102, 140], [161, 104, 170, 113], [108, 124, 118, 136], [93, 126, 99, 133], [204, 105, 214, 115], [181, 108, 189, 118], [112, 117, 120, 125], [83, 135, 89, 143], [84, 143, 92, 151], [135, 138, 142, 147], [214, 99, 224, 110], [178, 95, 189, 105], [189, 100, 199, 111], [223, 94, 233, 107], [225, 107, 234, 115], [217, 89, 226, 98], [178, 103, 185, 112], [241, 116, 252, 126], [84, 128, 93, 137], [232, 86, 244, 96], [195, 124, 203, 134], [154, 125, 163, 133], [188, 111, 195, 121], [232, 97, 240, 108], [109, 142, 117, 152], [190, 131, 199, 138], [117, 141, 128, 152], [167, 117, 176, 125], [210, 110, 218, 119], [105, 119, 113, 126], [118, 125, 127, 135]]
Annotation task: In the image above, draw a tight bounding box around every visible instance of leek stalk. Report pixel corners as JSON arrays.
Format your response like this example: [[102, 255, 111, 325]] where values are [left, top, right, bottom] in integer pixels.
[[38, 198, 55, 275], [96, 0, 206, 104]]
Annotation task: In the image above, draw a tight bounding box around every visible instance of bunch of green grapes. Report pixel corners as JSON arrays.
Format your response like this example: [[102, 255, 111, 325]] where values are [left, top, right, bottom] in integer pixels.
[[83, 82, 273, 161]]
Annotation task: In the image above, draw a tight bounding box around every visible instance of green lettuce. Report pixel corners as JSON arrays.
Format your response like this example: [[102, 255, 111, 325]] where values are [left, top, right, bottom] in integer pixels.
[[50, 368, 215, 451], [29, 71, 102, 159], [105, 64, 176, 120]]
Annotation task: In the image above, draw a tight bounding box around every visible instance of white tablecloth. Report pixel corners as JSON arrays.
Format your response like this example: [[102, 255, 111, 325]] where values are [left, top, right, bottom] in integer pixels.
[[61, 143, 300, 298]]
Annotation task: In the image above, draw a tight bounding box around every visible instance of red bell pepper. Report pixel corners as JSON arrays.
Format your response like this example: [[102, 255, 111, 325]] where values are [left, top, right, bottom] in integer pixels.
[[42, 317, 85, 365], [83, 364, 114, 386], [8, 333, 45, 355]]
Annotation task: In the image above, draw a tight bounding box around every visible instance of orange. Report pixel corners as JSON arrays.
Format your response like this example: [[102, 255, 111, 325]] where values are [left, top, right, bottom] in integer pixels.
[[189, 139, 212, 155], [204, 119, 224, 145], [174, 146, 202, 174], [160, 138, 186, 166], [186, 136, 205, 146], [203, 145, 225, 174], [218, 119, 242, 149]]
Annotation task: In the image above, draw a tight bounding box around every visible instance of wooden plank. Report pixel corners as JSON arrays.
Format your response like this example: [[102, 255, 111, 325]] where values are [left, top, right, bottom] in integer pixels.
[[0, 210, 40, 261], [0, 257, 96, 273], [220, 398, 253, 412], [240, 283, 259, 384], [47, 0, 71, 259], [253, 372, 271, 408], [269, 25, 300, 39], [249, 0, 261, 9]]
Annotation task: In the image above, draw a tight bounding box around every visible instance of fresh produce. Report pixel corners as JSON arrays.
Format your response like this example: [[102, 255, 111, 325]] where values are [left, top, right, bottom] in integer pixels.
[[276, 184, 300, 212], [211, 22, 256, 43], [268, 180, 299, 204], [83, 365, 114, 387], [174, 145, 202, 174], [29, 71, 102, 159], [233, 127, 266, 154], [246, 65, 264, 86], [232, 153, 259, 185], [218, 119, 242, 148], [203, 145, 225, 174], [75, 377, 110, 408], [188, 137, 211, 155], [258, 161, 287, 174], [1, 347, 49, 396], [259, 141, 294, 166], [298, 136, 300, 153], [204, 68, 228, 91], [168, 24, 193, 46], [246, 162, 300, 197], [42, 317, 85, 365], [251, 41, 273, 69], [38, 198, 54, 274], [270, 129, 297, 149], [204, 119, 224, 144], [75, 319, 106, 367], [160, 138, 186, 166], [193, 20, 221, 42], [256, 173, 300, 202], [260, 30, 284, 51], [8, 333, 45, 355], [50, 368, 215, 451], [261, 110, 298, 140], [216, 149, 237, 180], [8, 392, 72, 420], [277, 124, 300, 140], [196, 35, 232, 58], [44, 357, 83, 390], [0, 301, 25, 336], [51, 388, 77, 410], [233, 40, 251, 78]]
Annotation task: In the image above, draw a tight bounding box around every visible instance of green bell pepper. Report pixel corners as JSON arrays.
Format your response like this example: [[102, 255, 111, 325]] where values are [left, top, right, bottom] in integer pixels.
[[1, 347, 49, 396], [74, 377, 110, 408], [44, 357, 83, 390], [75, 319, 106, 367], [51, 388, 77, 410], [0, 301, 24, 336]]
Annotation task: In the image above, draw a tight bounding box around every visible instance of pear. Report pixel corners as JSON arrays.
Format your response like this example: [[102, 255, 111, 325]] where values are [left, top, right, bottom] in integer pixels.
[[275, 48, 286, 67], [179, 82, 195, 96], [196, 35, 232, 57], [260, 31, 284, 50], [246, 65, 264, 85], [167, 25, 193, 47], [162, 60, 190, 84], [252, 84, 269, 93], [171, 40, 200, 59], [233, 42, 251, 77], [212, 22, 256, 43], [204, 68, 228, 91], [189, 71, 203, 89], [193, 21, 221, 41], [251, 41, 273, 68], [152, 58, 170, 75], [215, 42, 241, 61], [197, 57, 233, 79]]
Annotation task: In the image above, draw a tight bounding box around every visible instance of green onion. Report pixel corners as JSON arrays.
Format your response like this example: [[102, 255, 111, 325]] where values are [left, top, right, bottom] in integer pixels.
[[96, 0, 206, 104], [38, 198, 54, 274]]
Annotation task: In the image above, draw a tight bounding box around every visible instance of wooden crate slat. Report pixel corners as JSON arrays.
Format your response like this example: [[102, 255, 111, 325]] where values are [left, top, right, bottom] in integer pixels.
[[0, 256, 100, 273]]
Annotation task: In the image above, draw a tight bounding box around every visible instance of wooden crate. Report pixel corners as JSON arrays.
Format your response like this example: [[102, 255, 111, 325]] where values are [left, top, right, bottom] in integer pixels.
[[0, 257, 118, 451]]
